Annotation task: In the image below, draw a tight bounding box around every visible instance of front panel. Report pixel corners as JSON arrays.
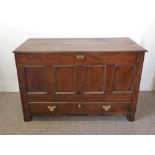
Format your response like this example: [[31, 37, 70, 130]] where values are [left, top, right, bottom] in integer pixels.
[[112, 64, 136, 93], [16, 53, 138, 102], [83, 65, 106, 94], [54, 65, 76, 94], [24, 65, 48, 95]]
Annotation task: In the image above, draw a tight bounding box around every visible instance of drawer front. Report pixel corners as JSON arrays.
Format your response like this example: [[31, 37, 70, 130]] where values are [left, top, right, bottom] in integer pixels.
[[29, 102, 130, 115]]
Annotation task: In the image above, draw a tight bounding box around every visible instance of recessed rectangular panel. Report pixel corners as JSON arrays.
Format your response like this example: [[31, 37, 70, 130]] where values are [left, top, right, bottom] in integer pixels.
[[54, 65, 76, 94], [113, 64, 135, 93], [84, 65, 106, 94], [24, 65, 47, 94]]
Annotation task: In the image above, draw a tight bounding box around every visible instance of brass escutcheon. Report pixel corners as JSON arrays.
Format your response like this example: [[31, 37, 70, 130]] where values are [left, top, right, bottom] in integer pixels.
[[76, 54, 85, 60], [47, 105, 56, 112], [102, 105, 111, 111]]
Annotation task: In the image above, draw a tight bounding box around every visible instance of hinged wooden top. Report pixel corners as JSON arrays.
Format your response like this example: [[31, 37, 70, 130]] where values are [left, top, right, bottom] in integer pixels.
[[13, 38, 147, 53]]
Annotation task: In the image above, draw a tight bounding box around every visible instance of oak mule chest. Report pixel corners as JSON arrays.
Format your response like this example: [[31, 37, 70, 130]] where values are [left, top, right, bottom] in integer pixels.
[[14, 38, 147, 122]]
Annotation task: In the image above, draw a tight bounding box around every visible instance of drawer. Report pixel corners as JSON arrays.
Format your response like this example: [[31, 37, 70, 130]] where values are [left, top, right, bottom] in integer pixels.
[[28, 102, 130, 115]]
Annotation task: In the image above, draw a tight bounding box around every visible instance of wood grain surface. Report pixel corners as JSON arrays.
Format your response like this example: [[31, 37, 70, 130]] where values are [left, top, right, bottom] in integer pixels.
[[14, 38, 147, 53], [14, 38, 146, 121]]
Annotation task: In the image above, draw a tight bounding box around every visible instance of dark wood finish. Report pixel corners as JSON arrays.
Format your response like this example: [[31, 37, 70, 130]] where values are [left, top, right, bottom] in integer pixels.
[[14, 38, 147, 121], [84, 65, 106, 94], [24, 65, 48, 94], [29, 102, 130, 115], [14, 38, 146, 53], [113, 64, 135, 93], [54, 65, 76, 94]]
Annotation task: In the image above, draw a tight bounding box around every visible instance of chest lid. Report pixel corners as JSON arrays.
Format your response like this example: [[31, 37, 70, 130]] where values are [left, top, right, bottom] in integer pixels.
[[13, 38, 147, 53]]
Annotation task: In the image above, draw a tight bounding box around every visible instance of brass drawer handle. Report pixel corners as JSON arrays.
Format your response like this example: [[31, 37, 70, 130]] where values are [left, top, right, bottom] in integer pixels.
[[102, 105, 111, 111], [47, 105, 56, 111], [76, 54, 85, 60], [77, 104, 82, 108]]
